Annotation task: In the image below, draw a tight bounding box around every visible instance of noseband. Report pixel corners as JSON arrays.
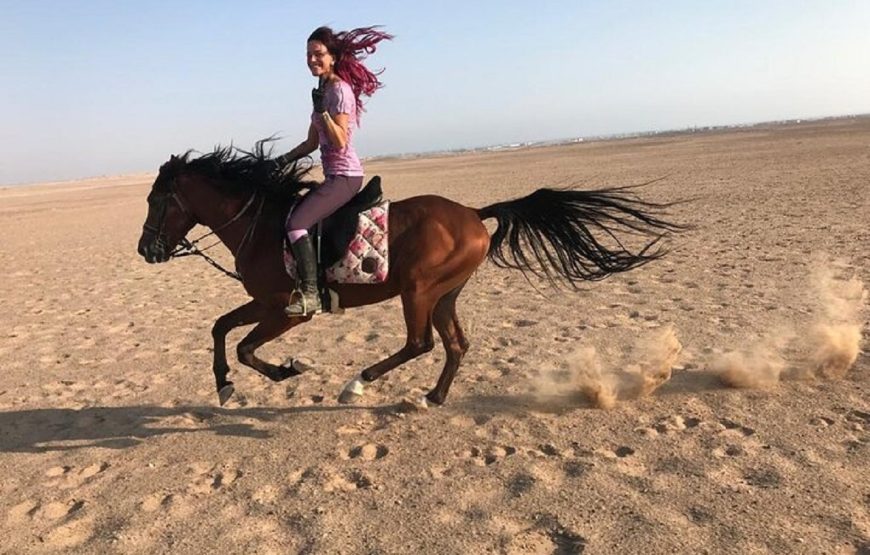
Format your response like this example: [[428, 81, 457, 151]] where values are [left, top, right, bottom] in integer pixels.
[[142, 186, 193, 249]]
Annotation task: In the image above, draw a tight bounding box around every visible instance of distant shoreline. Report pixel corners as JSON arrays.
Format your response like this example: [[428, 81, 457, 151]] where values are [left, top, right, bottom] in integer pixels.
[[3, 113, 868, 189]]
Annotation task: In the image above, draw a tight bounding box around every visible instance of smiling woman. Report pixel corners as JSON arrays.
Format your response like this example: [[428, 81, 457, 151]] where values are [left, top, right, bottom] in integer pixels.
[[272, 25, 394, 316]]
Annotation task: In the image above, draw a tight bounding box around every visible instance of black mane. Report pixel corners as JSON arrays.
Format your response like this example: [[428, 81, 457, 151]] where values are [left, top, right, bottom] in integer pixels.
[[160, 138, 319, 203]]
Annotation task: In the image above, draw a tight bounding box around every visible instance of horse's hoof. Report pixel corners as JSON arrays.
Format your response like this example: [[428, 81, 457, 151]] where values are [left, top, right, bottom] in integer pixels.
[[218, 384, 235, 406], [338, 377, 365, 404], [276, 367, 300, 381], [398, 395, 430, 412], [278, 358, 306, 380], [338, 390, 362, 404]]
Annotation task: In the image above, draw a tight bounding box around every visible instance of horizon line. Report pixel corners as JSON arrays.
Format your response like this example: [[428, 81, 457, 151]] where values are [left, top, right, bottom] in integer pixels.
[[3, 112, 868, 189]]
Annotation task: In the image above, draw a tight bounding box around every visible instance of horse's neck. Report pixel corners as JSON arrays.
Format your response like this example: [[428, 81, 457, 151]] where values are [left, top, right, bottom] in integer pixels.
[[189, 179, 256, 256]]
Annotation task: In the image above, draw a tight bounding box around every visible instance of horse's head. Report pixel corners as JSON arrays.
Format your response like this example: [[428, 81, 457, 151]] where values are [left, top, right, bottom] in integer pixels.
[[137, 155, 199, 263], [138, 142, 316, 264]]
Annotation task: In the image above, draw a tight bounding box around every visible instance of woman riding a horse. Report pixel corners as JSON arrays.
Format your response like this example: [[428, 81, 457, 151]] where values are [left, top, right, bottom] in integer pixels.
[[275, 26, 392, 316], [137, 28, 683, 408]]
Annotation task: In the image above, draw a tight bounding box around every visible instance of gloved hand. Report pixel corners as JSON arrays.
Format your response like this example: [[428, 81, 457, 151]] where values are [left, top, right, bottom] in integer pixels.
[[274, 152, 295, 168], [311, 80, 327, 114], [269, 153, 295, 181]]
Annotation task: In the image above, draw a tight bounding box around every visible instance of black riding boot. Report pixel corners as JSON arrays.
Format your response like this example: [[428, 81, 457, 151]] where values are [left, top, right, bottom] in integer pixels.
[[285, 235, 322, 316]]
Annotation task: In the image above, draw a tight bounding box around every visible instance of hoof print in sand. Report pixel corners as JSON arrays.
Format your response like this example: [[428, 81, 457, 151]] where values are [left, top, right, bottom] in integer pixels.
[[719, 418, 755, 437], [653, 415, 700, 434], [45, 462, 109, 490], [563, 460, 594, 478], [323, 469, 374, 492], [507, 515, 587, 555], [138, 493, 173, 513], [187, 463, 242, 495], [348, 443, 389, 461], [462, 445, 517, 466], [507, 473, 536, 498], [743, 468, 782, 489]]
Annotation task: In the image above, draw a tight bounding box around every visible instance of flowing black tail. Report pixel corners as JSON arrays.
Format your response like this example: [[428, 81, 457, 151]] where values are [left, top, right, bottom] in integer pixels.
[[477, 186, 686, 287]]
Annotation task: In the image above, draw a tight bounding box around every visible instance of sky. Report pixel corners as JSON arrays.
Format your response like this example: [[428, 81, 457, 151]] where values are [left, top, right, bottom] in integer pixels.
[[1, 0, 869, 185]]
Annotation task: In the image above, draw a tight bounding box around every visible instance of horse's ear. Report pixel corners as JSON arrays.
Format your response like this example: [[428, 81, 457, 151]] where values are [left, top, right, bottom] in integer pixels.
[[158, 155, 180, 177]]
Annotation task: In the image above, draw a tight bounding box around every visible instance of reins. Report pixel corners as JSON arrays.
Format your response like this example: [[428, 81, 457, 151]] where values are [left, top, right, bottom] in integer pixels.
[[171, 238, 244, 282], [151, 184, 265, 283], [170, 194, 265, 282]]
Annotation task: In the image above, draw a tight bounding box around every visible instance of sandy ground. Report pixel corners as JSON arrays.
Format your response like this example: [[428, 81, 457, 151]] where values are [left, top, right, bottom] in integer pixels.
[[0, 118, 868, 554]]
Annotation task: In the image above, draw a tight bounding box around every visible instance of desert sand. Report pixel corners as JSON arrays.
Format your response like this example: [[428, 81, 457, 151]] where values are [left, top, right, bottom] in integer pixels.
[[0, 118, 867, 554]]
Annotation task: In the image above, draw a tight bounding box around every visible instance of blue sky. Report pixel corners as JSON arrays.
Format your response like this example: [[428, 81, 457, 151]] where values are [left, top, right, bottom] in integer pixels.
[[1, 1, 868, 185]]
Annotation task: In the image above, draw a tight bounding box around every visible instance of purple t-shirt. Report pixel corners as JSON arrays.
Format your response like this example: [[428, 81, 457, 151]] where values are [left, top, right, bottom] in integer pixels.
[[312, 80, 364, 177]]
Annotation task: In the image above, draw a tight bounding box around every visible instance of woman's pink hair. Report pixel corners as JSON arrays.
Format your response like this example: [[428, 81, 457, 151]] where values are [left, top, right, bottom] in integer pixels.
[[308, 26, 393, 122]]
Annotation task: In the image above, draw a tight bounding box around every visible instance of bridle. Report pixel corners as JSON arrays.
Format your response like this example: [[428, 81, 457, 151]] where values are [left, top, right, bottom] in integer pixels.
[[142, 179, 264, 281]]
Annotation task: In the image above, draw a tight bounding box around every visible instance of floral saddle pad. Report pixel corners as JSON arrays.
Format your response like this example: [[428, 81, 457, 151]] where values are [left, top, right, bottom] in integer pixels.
[[283, 202, 390, 284]]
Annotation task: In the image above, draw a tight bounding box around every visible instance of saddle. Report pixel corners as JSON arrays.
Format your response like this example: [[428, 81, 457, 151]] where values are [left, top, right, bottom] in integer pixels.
[[317, 175, 383, 267], [283, 176, 390, 306]]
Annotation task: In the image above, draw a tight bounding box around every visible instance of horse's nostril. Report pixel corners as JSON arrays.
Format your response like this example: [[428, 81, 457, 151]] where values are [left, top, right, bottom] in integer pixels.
[[139, 240, 164, 263]]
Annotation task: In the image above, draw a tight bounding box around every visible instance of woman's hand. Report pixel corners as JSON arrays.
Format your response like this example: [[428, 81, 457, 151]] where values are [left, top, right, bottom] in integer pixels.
[[271, 124, 319, 181], [311, 81, 326, 114], [268, 156, 295, 181]]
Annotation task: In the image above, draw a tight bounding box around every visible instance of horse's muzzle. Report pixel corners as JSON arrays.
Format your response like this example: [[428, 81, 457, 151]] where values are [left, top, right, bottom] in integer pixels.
[[137, 234, 171, 264]]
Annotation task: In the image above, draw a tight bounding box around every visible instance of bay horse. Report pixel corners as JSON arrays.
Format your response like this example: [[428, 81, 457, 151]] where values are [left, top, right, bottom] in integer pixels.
[[137, 142, 681, 407]]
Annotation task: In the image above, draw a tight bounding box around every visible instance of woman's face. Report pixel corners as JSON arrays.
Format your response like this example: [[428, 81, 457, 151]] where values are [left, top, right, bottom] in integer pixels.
[[307, 40, 334, 77]]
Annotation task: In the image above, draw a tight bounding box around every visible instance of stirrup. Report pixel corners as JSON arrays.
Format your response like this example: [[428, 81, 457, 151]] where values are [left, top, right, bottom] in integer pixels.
[[284, 287, 321, 317]]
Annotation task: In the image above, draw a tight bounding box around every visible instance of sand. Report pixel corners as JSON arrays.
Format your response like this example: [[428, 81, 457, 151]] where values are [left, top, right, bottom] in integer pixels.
[[0, 118, 867, 554]]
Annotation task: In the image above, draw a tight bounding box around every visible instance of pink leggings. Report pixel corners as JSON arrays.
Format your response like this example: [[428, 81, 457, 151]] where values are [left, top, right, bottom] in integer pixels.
[[287, 175, 364, 243]]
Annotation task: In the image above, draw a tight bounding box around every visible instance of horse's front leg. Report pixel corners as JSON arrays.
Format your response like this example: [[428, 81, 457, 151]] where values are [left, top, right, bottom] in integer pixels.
[[212, 301, 268, 405], [234, 309, 310, 390]]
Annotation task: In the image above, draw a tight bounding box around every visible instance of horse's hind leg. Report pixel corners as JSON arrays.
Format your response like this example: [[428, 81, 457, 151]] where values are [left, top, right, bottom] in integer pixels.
[[427, 283, 469, 406], [339, 291, 436, 403], [212, 301, 267, 404], [362, 290, 435, 380]]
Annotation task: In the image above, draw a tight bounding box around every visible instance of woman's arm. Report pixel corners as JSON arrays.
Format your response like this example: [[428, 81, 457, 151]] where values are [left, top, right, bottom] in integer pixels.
[[276, 123, 319, 165], [317, 112, 349, 150]]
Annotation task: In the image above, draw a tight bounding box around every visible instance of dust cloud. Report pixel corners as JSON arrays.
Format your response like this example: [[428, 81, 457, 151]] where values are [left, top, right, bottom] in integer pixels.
[[536, 327, 682, 409], [620, 327, 683, 399], [805, 261, 866, 378], [712, 332, 792, 388], [534, 259, 864, 402], [715, 257, 865, 388]]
